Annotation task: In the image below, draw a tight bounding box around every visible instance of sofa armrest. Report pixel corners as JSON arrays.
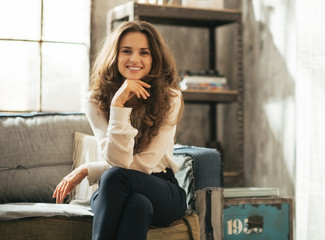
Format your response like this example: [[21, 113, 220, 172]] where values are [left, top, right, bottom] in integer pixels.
[[173, 145, 223, 240]]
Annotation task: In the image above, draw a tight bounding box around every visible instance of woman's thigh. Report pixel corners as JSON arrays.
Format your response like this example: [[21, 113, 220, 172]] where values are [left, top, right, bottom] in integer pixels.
[[92, 167, 186, 226]]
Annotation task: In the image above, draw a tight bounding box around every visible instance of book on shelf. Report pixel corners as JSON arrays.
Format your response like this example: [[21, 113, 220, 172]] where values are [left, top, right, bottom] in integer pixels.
[[180, 75, 228, 91]]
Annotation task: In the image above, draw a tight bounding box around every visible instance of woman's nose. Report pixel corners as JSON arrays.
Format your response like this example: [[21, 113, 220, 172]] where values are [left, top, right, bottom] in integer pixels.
[[130, 52, 140, 63]]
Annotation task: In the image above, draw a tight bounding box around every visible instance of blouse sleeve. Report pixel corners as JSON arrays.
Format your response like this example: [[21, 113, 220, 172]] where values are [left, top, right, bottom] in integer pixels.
[[84, 90, 182, 184]]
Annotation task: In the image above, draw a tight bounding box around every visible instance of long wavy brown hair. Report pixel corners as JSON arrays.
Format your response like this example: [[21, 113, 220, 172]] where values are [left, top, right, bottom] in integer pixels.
[[89, 21, 183, 153]]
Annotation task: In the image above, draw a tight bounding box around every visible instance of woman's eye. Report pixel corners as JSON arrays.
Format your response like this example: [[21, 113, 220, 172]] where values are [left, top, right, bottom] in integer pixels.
[[121, 49, 131, 54], [141, 51, 150, 56]]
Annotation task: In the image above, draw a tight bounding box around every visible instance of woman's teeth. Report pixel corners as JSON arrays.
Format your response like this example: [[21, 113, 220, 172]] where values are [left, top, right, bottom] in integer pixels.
[[128, 66, 141, 70]]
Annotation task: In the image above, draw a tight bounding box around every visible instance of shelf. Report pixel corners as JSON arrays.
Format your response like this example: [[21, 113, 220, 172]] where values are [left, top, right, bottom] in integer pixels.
[[182, 89, 238, 103], [224, 171, 242, 186], [109, 2, 242, 28]]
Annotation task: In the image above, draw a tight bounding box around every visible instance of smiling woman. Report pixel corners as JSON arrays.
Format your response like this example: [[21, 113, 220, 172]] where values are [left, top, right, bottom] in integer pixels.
[[0, 0, 90, 112], [53, 21, 186, 240]]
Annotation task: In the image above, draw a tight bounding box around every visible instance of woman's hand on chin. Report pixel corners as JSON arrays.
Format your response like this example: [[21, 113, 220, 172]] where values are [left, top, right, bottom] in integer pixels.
[[111, 79, 151, 108]]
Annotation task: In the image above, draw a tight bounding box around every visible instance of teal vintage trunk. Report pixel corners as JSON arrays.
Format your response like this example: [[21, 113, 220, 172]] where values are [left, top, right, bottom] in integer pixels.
[[223, 197, 293, 240]]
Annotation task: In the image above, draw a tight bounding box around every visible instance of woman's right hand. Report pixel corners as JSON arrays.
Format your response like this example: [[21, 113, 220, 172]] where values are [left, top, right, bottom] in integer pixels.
[[111, 79, 151, 108], [52, 164, 88, 204]]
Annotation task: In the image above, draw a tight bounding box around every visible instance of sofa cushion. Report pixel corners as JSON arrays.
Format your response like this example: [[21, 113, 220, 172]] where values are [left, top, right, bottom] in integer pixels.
[[0, 113, 93, 203], [0, 203, 93, 220], [69, 132, 99, 205]]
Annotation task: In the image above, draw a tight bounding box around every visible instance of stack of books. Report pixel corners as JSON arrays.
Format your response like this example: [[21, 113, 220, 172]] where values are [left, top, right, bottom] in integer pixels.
[[180, 71, 228, 91]]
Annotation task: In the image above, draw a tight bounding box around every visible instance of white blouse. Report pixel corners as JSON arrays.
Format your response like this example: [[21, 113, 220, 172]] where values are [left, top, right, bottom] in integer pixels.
[[84, 89, 182, 185]]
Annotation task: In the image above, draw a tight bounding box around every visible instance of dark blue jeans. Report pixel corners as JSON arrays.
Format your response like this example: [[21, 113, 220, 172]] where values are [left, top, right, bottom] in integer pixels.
[[90, 167, 187, 240]]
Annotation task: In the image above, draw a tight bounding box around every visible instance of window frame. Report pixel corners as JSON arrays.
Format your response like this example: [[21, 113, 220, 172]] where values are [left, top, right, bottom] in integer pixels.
[[0, 0, 91, 113]]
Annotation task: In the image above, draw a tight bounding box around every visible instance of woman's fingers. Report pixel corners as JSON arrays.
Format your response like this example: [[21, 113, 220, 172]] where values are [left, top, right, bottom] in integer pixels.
[[132, 80, 150, 98], [60, 182, 72, 203], [138, 83, 151, 98], [55, 179, 67, 203], [135, 85, 149, 99], [124, 79, 150, 100], [54, 178, 71, 203]]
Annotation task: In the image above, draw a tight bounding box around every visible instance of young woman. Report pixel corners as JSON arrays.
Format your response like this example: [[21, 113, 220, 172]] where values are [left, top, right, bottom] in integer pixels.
[[53, 21, 186, 240]]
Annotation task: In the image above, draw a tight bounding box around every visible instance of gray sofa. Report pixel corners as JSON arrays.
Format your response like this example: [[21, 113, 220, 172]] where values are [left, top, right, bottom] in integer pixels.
[[0, 113, 223, 240]]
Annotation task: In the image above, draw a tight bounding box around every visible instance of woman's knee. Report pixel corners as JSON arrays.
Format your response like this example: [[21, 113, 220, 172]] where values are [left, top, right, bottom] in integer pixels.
[[99, 167, 129, 188]]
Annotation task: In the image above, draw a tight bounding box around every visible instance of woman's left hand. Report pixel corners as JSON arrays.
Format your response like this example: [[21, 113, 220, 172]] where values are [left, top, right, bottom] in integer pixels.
[[52, 164, 88, 204]]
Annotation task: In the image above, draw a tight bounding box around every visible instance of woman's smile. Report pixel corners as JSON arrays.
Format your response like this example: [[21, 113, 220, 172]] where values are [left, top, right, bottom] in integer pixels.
[[127, 66, 143, 71]]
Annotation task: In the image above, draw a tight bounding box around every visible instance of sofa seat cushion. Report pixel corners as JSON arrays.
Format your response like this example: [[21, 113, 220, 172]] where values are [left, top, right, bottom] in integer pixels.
[[0, 203, 93, 221]]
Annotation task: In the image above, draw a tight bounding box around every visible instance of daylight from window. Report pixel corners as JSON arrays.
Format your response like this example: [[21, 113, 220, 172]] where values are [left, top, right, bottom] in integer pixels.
[[0, 0, 90, 112]]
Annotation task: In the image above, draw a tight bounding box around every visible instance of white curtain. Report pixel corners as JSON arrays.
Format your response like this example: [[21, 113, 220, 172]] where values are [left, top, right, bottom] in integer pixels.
[[296, 0, 325, 239]]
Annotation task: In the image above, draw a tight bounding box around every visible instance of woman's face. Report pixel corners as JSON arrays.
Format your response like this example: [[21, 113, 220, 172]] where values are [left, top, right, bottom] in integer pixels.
[[118, 32, 152, 80]]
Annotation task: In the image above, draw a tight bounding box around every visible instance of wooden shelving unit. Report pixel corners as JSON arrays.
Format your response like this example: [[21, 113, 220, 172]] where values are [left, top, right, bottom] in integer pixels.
[[108, 2, 244, 186]]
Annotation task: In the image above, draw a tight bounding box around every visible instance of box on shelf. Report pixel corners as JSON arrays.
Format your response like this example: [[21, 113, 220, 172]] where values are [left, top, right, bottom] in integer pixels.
[[224, 187, 280, 198], [136, 0, 182, 5], [223, 188, 293, 240], [182, 0, 223, 9]]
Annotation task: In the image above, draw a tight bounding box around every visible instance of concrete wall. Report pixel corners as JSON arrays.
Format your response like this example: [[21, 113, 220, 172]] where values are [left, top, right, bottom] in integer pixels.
[[91, 0, 296, 196], [242, 0, 296, 196]]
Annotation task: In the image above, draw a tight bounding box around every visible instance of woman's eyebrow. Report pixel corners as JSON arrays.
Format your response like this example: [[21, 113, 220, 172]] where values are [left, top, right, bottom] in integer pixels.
[[120, 46, 150, 51]]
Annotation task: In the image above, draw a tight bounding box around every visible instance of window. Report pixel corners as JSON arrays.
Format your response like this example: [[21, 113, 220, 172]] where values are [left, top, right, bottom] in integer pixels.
[[0, 0, 90, 112]]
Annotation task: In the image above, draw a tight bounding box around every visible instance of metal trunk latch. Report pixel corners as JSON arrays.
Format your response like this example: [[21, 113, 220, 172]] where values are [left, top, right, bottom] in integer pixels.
[[248, 215, 264, 229]]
